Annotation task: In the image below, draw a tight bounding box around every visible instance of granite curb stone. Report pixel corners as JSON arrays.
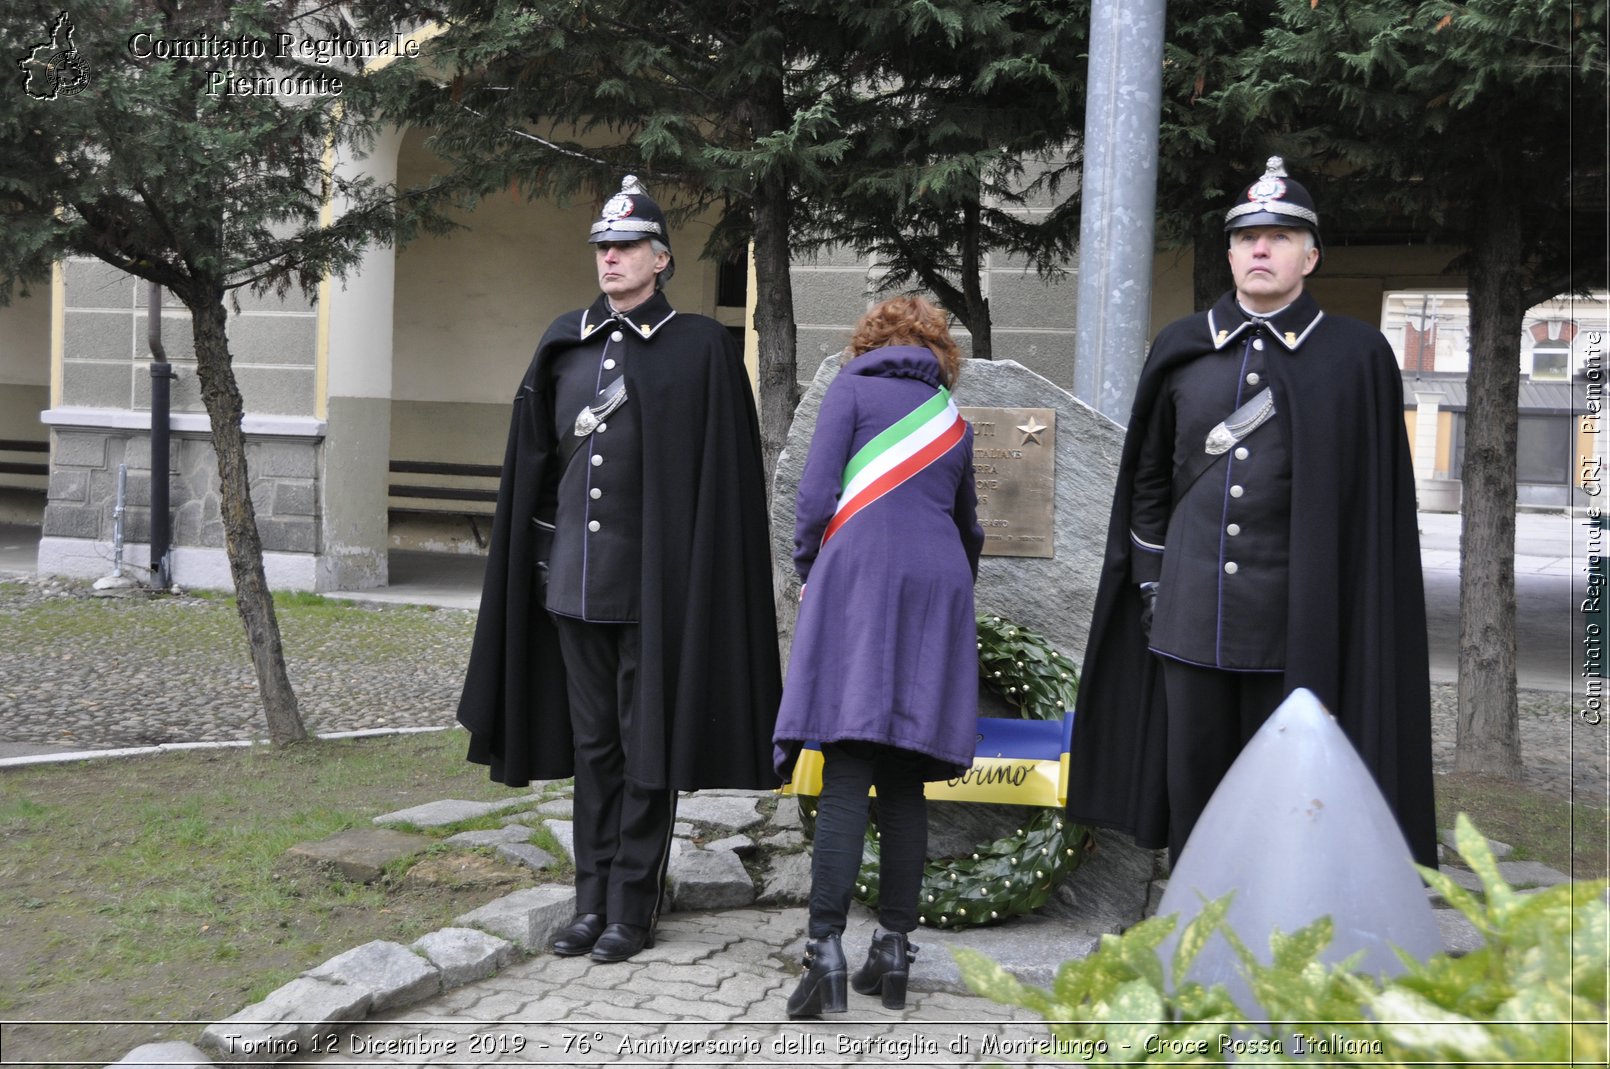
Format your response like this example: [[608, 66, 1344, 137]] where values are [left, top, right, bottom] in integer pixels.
[[303, 940, 441, 1012], [198, 976, 371, 1064], [410, 928, 515, 988]]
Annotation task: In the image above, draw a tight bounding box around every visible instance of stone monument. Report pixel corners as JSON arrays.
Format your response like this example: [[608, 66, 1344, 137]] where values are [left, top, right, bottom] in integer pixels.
[[771, 354, 1126, 667]]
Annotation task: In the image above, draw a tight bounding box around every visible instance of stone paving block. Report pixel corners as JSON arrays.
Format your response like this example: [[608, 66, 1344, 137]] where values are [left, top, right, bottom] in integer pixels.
[[200, 976, 370, 1063], [769, 800, 804, 828], [704, 833, 753, 855], [282, 828, 433, 884], [372, 797, 536, 828], [1438, 828, 1513, 860], [455, 885, 575, 952], [1434, 907, 1484, 956], [544, 818, 576, 863], [411, 927, 515, 989], [675, 795, 765, 831], [759, 829, 804, 850], [1437, 866, 1486, 893], [108, 1040, 214, 1067], [667, 847, 755, 909], [495, 842, 557, 871], [305, 940, 440, 1012], [445, 826, 531, 847], [1497, 860, 1571, 888], [756, 851, 811, 906]]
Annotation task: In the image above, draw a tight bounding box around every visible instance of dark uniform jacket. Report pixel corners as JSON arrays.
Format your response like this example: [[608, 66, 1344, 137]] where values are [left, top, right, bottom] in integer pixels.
[[1130, 306, 1292, 670], [458, 291, 784, 791], [1067, 290, 1438, 867]]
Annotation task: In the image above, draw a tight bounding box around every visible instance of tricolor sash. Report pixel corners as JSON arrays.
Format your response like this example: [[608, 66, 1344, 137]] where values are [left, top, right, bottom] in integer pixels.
[[822, 386, 966, 545]]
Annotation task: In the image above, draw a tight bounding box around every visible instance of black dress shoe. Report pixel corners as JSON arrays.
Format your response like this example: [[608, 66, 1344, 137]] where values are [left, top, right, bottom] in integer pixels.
[[550, 913, 606, 956], [850, 929, 917, 1009], [590, 921, 654, 962], [786, 934, 848, 1018]]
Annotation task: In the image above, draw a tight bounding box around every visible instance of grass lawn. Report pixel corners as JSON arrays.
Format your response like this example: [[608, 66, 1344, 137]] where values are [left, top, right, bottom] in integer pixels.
[[0, 730, 547, 1066]]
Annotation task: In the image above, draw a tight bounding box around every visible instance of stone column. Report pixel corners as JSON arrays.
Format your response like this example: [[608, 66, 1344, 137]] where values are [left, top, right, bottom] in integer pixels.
[[316, 126, 405, 591]]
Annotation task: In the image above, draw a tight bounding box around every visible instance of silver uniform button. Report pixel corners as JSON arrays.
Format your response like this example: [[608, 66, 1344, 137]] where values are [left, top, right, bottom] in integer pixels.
[[604, 358, 616, 369], [597, 422, 607, 432], [1229, 484, 1244, 498], [1253, 338, 1264, 350], [1227, 523, 1241, 536], [589, 487, 602, 500], [1224, 561, 1239, 575], [591, 454, 603, 466], [1234, 446, 1249, 460], [1246, 372, 1261, 385], [610, 330, 624, 343], [588, 520, 601, 532]]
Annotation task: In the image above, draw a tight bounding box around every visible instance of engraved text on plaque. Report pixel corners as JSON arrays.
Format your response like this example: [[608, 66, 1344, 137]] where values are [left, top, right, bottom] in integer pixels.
[[958, 406, 1055, 558]]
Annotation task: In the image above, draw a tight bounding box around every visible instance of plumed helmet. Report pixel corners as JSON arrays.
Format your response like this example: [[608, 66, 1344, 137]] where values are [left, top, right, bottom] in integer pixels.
[[588, 175, 675, 285], [1225, 157, 1323, 268]]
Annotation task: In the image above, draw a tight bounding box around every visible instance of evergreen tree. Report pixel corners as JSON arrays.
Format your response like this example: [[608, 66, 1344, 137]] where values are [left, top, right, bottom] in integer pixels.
[[792, 0, 1088, 360], [1155, 0, 1282, 310], [0, 0, 458, 744], [370, 0, 853, 485], [1224, 0, 1607, 774]]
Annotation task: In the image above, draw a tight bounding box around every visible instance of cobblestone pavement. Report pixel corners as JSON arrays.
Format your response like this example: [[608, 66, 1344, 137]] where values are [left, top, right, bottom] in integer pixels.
[[1, 573, 1603, 805], [0, 576, 475, 750]]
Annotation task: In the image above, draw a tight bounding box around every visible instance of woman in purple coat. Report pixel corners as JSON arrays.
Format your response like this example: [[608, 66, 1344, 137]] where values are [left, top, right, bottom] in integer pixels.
[[775, 296, 984, 1018]]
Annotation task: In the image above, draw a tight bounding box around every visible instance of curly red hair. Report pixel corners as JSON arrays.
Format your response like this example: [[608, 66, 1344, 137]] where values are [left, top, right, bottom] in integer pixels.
[[845, 295, 963, 387]]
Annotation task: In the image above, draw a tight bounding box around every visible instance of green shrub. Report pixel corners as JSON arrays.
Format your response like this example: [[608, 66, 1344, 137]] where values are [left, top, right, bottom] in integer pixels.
[[956, 815, 1607, 1064]]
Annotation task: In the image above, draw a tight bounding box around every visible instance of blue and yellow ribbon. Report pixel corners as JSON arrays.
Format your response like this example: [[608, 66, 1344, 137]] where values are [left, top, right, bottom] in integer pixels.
[[782, 712, 1075, 808]]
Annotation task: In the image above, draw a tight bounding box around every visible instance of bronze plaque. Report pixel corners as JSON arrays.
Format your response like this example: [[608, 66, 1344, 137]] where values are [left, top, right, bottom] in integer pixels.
[[958, 406, 1056, 558]]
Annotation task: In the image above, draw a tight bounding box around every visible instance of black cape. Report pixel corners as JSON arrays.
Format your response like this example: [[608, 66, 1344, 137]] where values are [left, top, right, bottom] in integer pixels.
[[457, 292, 784, 791], [1067, 291, 1438, 867]]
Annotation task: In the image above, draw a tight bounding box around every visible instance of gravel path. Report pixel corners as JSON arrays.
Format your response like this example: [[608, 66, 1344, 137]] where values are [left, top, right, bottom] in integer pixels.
[[1, 575, 1604, 805]]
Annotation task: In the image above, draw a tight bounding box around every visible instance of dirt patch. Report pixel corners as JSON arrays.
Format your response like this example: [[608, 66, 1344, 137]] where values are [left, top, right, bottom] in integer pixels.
[[401, 851, 532, 893]]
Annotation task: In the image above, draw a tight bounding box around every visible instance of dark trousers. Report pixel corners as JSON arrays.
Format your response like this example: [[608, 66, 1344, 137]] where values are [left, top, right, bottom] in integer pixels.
[[551, 615, 675, 928], [1160, 659, 1287, 862], [808, 741, 928, 939]]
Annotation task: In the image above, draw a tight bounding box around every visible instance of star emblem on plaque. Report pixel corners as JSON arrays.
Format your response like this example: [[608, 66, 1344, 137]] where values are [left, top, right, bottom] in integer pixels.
[[1016, 416, 1048, 446]]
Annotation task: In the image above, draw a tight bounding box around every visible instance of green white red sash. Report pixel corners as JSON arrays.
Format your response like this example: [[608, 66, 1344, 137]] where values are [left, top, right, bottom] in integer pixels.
[[821, 386, 965, 545]]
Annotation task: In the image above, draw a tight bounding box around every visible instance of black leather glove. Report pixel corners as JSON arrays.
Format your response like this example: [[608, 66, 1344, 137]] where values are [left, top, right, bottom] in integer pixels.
[[1138, 583, 1158, 638]]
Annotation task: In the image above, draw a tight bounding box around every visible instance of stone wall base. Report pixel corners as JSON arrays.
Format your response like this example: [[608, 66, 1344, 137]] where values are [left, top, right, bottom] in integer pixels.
[[37, 536, 318, 592]]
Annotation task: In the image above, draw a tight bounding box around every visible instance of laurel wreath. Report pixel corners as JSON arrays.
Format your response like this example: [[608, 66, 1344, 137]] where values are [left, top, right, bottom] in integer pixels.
[[798, 613, 1092, 930]]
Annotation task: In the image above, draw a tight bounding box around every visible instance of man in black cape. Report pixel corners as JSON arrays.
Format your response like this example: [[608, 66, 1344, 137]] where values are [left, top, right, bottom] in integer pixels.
[[1067, 159, 1437, 868], [458, 177, 783, 962]]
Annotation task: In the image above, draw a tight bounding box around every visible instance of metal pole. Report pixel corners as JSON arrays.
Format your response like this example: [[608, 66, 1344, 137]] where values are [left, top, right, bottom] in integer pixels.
[[111, 464, 127, 578], [1072, 0, 1167, 423], [147, 281, 175, 589]]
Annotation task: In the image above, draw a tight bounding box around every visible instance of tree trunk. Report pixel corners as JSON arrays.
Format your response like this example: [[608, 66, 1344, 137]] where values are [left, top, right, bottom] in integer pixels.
[[960, 197, 993, 361], [748, 90, 800, 494], [1454, 169, 1523, 777], [1192, 213, 1232, 311], [189, 296, 308, 746]]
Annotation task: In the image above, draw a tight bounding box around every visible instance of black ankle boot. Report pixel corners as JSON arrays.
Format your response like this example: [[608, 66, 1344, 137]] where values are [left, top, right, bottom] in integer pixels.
[[785, 934, 847, 1019], [851, 929, 917, 1009]]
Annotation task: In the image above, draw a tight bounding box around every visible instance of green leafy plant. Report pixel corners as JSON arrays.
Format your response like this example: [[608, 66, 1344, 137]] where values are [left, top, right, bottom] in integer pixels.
[[956, 814, 1607, 1064]]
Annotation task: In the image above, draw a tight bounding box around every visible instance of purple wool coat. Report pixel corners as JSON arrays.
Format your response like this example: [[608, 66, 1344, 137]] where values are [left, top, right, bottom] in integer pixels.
[[773, 346, 985, 782]]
